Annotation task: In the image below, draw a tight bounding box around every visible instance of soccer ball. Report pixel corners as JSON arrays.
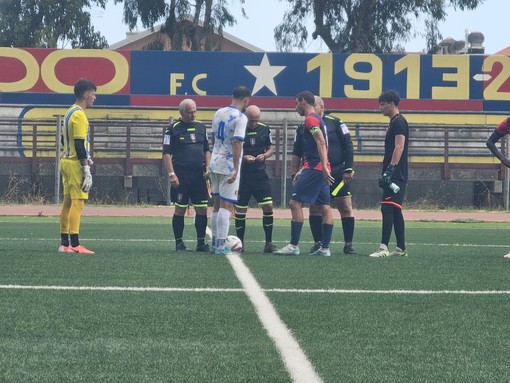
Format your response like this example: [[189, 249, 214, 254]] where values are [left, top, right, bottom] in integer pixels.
[[226, 235, 243, 253]]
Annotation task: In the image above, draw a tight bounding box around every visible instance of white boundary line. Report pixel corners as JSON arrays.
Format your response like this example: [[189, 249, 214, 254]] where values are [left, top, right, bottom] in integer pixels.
[[1, 285, 510, 295], [0, 285, 243, 292], [225, 253, 323, 383]]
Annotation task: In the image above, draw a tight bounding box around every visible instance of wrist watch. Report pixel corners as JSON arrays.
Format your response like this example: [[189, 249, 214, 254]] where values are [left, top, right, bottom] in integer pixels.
[[168, 172, 175, 177]]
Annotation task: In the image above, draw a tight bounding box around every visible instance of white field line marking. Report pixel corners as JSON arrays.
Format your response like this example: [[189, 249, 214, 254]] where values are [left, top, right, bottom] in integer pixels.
[[1, 237, 509, 248], [225, 253, 322, 383], [0, 285, 243, 292], [1, 285, 510, 295]]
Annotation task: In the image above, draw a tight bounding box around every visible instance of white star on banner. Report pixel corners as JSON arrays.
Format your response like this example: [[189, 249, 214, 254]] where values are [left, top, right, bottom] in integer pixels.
[[244, 53, 286, 95]]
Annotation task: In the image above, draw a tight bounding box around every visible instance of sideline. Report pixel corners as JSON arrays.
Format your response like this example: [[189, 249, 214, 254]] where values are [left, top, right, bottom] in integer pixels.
[[3, 204, 510, 222]]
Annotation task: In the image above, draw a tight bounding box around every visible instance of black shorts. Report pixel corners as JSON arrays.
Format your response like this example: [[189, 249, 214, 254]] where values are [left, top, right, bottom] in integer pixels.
[[171, 168, 209, 208], [330, 175, 352, 199], [237, 170, 273, 208], [381, 181, 406, 208]]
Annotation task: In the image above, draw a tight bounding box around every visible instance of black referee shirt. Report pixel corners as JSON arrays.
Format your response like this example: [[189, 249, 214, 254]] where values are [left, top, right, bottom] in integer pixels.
[[162, 119, 210, 170]]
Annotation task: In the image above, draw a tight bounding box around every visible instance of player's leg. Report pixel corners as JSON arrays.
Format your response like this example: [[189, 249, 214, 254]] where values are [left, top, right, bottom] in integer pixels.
[[309, 183, 333, 257], [384, 183, 407, 257], [170, 173, 191, 251], [235, 181, 251, 246], [389, 206, 407, 256], [209, 173, 221, 251], [59, 194, 72, 252], [308, 204, 322, 253], [252, 176, 276, 253], [66, 160, 94, 254], [172, 205, 189, 251], [234, 205, 248, 246], [289, 199, 304, 247], [334, 193, 356, 254], [215, 175, 239, 255], [261, 201, 277, 253], [58, 160, 72, 252], [188, 170, 211, 252], [276, 169, 323, 255]]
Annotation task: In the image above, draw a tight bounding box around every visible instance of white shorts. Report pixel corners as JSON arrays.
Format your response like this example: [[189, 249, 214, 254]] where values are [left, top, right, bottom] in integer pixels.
[[210, 172, 240, 203]]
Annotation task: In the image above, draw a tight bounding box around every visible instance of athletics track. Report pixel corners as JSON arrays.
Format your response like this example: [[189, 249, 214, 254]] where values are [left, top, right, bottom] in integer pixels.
[[2, 205, 510, 222]]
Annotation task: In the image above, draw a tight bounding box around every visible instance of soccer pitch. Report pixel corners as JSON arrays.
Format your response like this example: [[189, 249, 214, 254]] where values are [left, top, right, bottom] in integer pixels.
[[1, 215, 510, 382]]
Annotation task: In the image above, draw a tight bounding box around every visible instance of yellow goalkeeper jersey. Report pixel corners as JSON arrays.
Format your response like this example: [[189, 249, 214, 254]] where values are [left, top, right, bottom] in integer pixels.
[[62, 104, 90, 160]]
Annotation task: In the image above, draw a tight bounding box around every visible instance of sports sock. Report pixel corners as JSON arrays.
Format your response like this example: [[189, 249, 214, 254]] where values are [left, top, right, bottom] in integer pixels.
[[290, 220, 304, 246], [70, 234, 79, 248], [194, 214, 207, 245], [381, 203, 394, 246], [211, 211, 218, 239], [321, 223, 334, 249], [60, 233, 69, 247], [172, 214, 185, 244], [341, 217, 355, 243], [393, 207, 406, 251], [216, 208, 231, 242], [262, 211, 274, 243], [235, 212, 246, 243], [309, 214, 323, 243]]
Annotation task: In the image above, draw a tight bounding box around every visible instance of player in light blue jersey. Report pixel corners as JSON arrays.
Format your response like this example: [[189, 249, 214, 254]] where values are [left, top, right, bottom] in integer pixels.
[[209, 85, 251, 255]]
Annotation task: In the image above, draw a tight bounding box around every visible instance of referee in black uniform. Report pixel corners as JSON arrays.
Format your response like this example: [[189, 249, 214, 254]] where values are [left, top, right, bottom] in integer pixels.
[[235, 105, 277, 253], [163, 99, 211, 252]]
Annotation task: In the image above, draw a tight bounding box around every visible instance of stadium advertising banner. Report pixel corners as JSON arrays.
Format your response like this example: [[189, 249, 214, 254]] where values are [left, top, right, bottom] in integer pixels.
[[1, 48, 509, 112]]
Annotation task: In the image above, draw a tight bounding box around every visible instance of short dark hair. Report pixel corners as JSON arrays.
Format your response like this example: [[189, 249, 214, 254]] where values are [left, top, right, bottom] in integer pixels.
[[378, 90, 400, 106], [74, 78, 97, 98], [295, 91, 315, 106], [232, 85, 251, 99]]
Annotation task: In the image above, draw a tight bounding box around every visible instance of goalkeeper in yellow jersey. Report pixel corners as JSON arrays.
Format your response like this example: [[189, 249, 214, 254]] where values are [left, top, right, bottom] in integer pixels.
[[58, 78, 96, 255]]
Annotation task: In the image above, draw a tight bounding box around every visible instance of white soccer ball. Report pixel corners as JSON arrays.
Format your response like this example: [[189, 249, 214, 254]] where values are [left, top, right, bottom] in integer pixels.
[[226, 235, 243, 253]]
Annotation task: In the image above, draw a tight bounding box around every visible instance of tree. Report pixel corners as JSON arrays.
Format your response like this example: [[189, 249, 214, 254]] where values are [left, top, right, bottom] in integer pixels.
[[114, 0, 245, 51], [274, 0, 485, 54], [0, 0, 108, 48]]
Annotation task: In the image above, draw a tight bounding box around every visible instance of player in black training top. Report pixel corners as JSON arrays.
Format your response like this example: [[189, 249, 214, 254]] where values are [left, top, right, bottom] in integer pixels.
[[163, 99, 211, 252], [370, 90, 409, 258], [292, 96, 356, 255], [234, 105, 277, 253]]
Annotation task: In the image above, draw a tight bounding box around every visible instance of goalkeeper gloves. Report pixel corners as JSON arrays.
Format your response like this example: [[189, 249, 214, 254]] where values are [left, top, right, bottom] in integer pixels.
[[378, 164, 395, 189], [82, 165, 93, 193]]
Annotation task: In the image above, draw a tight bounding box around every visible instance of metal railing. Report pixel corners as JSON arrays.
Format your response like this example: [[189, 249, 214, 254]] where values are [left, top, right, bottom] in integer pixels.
[[0, 116, 506, 207]]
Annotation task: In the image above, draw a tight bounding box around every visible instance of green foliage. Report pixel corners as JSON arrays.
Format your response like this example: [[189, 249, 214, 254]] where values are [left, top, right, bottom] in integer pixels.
[[275, 0, 485, 53], [114, 0, 245, 51], [0, 0, 109, 48]]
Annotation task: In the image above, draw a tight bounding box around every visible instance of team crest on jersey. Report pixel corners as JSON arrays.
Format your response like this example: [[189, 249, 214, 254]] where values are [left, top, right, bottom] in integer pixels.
[[190, 133, 196, 142], [177, 193, 184, 202], [250, 137, 256, 146]]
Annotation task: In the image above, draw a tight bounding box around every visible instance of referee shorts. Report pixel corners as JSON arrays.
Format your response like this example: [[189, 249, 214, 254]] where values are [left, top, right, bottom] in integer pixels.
[[330, 174, 352, 199], [171, 168, 209, 208], [237, 170, 273, 208]]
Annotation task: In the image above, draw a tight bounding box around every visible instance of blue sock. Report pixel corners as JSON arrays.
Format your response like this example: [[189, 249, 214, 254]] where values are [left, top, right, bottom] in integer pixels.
[[321, 223, 334, 249], [290, 221, 303, 246]]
